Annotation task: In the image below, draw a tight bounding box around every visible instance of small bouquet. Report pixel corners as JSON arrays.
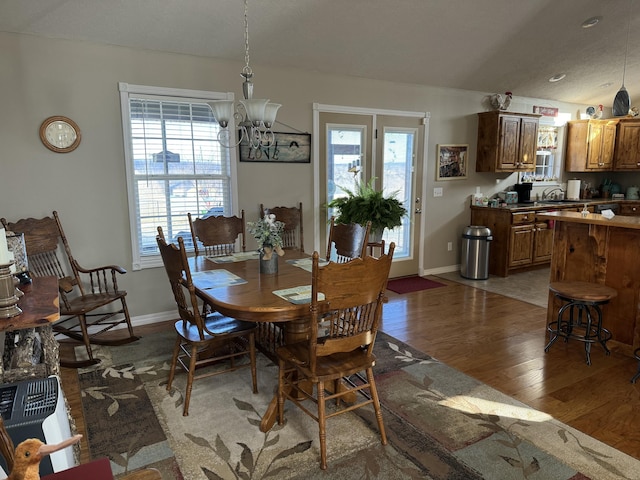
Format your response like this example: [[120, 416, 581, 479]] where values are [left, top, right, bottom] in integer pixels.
[[247, 214, 286, 260]]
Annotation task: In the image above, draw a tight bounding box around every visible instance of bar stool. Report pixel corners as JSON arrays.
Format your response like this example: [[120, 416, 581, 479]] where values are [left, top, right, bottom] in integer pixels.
[[544, 281, 617, 365], [632, 348, 640, 383]]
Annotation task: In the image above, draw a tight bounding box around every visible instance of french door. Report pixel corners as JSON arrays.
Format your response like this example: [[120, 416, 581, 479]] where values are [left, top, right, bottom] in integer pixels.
[[316, 106, 427, 277]]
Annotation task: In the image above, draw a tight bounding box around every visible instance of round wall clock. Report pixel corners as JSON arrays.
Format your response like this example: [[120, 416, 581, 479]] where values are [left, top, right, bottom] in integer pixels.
[[39, 116, 81, 153]]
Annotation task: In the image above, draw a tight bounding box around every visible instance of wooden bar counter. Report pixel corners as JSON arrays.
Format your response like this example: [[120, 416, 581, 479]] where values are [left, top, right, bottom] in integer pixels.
[[537, 210, 640, 357]]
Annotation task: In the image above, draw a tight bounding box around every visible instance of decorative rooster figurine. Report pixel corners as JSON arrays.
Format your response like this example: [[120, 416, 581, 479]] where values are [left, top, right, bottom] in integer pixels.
[[6, 435, 82, 480], [589, 104, 604, 119], [490, 91, 512, 111]]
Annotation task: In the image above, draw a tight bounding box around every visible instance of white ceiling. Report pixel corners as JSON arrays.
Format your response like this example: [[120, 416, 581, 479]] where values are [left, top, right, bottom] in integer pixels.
[[1, 0, 639, 108]]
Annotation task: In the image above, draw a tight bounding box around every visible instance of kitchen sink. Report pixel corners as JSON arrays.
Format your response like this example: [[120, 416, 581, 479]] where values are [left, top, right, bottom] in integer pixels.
[[538, 199, 583, 204]]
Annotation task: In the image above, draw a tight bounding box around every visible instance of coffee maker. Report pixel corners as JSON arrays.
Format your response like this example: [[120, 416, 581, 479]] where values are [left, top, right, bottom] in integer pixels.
[[513, 183, 533, 203]]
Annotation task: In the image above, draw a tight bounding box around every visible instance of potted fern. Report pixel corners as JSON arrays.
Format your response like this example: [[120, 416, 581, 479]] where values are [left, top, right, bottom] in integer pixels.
[[327, 178, 407, 241]]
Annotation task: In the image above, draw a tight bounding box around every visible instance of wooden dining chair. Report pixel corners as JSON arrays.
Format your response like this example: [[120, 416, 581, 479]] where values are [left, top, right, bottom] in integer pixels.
[[188, 210, 246, 257], [156, 227, 258, 416], [1, 211, 139, 368], [276, 243, 395, 470], [260, 203, 303, 252], [366, 239, 386, 258], [326, 216, 371, 263]]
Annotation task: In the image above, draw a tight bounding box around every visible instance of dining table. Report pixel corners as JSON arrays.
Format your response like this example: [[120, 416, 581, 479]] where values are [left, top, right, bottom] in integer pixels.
[[189, 249, 318, 432]]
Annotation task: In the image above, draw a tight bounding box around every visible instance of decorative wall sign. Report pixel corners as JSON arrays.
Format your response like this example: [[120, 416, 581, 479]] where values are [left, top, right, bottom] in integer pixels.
[[533, 106, 559, 117], [239, 132, 311, 163], [436, 144, 468, 180]]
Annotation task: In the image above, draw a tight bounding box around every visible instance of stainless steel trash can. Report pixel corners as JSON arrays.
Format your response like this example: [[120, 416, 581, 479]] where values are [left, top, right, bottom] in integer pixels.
[[460, 226, 493, 280]]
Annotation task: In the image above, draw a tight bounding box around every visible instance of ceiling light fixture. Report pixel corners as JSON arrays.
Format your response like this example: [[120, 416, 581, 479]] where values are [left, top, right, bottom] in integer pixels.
[[581, 16, 602, 28], [613, 0, 632, 116], [209, 0, 280, 149], [548, 73, 566, 83]]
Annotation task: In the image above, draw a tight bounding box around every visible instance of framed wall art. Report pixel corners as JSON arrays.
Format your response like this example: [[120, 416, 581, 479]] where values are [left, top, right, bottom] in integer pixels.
[[239, 132, 311, 163], [436, 144, 468, 180]]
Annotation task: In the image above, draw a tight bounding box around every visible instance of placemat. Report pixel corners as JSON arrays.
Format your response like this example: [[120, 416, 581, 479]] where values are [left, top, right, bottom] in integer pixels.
[[191, 269, 247, 289], [206, 251, 259, 263], [285, 257, 329, 272], [272, 285, 325, 304]]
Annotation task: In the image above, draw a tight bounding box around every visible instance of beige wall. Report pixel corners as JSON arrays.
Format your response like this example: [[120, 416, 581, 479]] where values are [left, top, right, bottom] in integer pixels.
[[1, 32, 605, 321]]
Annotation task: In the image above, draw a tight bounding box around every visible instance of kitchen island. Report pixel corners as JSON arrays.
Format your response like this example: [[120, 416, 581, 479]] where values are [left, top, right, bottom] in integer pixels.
[[537, 210, 640, 357]]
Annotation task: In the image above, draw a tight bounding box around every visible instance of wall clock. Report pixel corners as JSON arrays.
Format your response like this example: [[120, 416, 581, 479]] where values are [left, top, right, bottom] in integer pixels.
[[39, 116, 81, 153]]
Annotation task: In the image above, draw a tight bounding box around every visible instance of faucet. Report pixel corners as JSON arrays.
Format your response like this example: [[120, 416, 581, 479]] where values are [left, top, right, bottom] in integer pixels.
[[541, 187, 564, 200]]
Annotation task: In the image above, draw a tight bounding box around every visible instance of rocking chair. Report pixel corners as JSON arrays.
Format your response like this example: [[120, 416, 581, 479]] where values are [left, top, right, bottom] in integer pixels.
[[1, 211, 139, 367]]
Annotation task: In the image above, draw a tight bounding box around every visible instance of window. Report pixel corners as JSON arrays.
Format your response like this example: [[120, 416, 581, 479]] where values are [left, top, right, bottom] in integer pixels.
[[520, 113, 570, 185], [119, 83, 238, 270]]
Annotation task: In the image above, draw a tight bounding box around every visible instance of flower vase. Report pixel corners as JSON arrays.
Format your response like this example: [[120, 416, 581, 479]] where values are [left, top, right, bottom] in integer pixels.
[[260, 247, 278, 275]]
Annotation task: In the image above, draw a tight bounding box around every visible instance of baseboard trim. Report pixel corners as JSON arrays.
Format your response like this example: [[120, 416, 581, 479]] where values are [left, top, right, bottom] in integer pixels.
[[130, 310, 177, 327], [421, 264, 459, 276]]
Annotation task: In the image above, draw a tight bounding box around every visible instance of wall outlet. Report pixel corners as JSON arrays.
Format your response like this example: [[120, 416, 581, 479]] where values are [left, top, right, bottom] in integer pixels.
[[433, 187, 443, 197], [447, 241, 453, 251]]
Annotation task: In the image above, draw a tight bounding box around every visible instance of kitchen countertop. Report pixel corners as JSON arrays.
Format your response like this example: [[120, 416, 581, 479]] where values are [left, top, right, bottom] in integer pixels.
[[536, 210, 640, 230], [470, 199, 622, 213]]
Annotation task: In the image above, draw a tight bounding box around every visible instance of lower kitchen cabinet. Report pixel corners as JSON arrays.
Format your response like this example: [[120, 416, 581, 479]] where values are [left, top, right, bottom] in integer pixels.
[[508, 223, 534, 267], [619, 202, 640, 215], [508, 218, 553, 268], [533, 222, 554, 262], [471, 206, 562, 276]]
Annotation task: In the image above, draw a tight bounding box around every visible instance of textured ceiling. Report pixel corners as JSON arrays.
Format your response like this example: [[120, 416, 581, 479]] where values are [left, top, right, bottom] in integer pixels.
[[1, 0, 639, 108]]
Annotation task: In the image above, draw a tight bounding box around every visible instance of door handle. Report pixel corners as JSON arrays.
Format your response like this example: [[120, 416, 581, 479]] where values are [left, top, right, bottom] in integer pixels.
[[415, 208, 422, 214]]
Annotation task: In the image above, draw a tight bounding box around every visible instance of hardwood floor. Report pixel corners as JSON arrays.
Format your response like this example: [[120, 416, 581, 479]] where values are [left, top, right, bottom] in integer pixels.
[[60, 276, 640, 466]]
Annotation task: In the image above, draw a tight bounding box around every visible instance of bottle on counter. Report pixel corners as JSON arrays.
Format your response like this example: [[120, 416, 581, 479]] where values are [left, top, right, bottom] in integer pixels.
[[473, 186, 487, 206]]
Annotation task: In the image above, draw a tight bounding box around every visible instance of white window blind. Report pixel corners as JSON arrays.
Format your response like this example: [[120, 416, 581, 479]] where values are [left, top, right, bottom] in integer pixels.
[[119, 83, 238, 270]]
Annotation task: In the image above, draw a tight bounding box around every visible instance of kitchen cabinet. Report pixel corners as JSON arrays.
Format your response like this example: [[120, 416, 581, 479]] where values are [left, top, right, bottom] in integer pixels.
[[565, 119, 618, 172], [476, 111, 541, 172], [508, 223, 534, 267], [619, 202, 640, 215], [614, 119, 640, 170], [470, 205, 561, 276], [508, 213, 552, 268], [533, 222, 553, 262]]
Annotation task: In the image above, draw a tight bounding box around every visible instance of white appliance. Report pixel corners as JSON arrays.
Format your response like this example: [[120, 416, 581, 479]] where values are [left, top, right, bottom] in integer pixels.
[[0, 375, 74, 477]]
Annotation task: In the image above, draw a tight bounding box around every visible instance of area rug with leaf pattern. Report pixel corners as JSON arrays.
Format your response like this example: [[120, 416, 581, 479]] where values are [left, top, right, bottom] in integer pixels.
[[77, 330, 640, 479]]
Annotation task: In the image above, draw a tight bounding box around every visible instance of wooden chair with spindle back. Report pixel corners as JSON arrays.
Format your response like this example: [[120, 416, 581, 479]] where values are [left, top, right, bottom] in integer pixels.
[[259, 203, 303, 252], [276, 243, 395, 470], [326, 216, 371, 263], [1, 211, 139, 368], [188, 210, 246, 257], [156, 227, 258, 416]]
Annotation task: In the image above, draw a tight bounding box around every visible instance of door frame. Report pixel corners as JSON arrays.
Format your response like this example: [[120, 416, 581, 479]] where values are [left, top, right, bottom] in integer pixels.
[[312, 103, 431, 275]]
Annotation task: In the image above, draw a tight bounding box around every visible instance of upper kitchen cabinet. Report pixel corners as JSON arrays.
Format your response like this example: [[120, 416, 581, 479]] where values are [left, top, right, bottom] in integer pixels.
[[614, 118, 640, 170], [565, 119, 619, 172], [476, 111, 541, 172]]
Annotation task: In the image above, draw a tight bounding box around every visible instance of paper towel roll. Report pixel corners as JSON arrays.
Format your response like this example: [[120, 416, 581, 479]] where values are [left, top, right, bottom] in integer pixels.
[[567, 179, 581, 200]]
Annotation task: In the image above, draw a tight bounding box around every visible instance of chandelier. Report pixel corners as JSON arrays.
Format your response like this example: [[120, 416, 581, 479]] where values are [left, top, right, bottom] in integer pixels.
[[209, 0, 281, 149]]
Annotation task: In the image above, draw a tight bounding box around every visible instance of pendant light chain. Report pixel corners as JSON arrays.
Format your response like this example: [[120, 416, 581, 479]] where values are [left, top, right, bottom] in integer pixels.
[[622, 0, 632, 86], [243, 0, 252, 77]]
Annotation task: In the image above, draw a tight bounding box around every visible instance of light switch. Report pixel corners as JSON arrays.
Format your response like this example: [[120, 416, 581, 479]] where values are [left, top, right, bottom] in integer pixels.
[[433, 187, 443, 197]]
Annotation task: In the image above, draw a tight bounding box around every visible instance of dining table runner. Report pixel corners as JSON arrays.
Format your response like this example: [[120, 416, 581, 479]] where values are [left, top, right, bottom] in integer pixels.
[[190, 269, 247, 289]]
